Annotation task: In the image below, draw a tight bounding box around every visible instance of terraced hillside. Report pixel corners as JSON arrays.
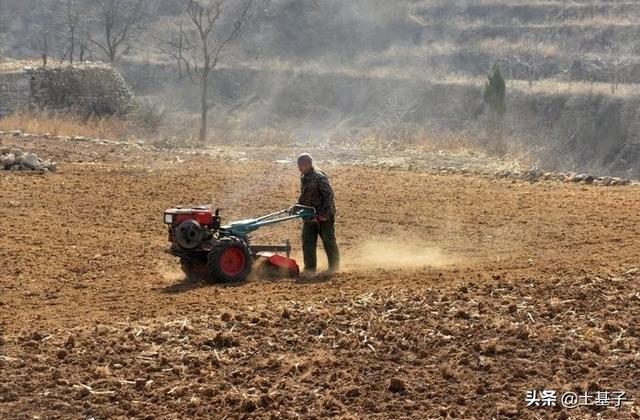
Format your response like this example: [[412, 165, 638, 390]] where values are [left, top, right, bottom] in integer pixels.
[[2, 1, 640, 176], [242, 0, 640, 85], [408, 1, 640, 84]]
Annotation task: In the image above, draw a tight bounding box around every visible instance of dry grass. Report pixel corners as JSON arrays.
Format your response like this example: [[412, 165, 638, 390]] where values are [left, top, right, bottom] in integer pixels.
[[0, 59, 112, 74], [458, 19, 640, 30], [0, 60, 43, 73], [243, 57, 640, 98], [476, 39, 560, 58], [0, 111, 131, 140]]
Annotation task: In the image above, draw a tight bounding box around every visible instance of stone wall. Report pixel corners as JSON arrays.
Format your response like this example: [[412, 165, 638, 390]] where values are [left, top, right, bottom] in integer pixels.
[[27, 66, 134, 117], [0, 70, 30, 117], [0, 64, 134, 117]]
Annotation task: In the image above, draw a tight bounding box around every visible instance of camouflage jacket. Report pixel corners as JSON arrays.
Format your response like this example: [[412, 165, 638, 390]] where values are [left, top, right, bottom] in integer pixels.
[[298, 169, 336, 218]]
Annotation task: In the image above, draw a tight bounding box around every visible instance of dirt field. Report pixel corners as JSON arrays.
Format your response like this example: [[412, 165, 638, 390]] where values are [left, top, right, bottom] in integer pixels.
[[1, 135, 639, 419]]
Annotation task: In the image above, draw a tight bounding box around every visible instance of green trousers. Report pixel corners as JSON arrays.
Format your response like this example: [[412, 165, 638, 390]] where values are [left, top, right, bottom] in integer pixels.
[[302, 218, 340, 273]]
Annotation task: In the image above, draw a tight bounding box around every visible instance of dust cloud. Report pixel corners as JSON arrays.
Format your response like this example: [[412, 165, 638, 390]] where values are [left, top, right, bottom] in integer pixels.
[[342, 238, 457, 271], [156, 260, 184, 283]]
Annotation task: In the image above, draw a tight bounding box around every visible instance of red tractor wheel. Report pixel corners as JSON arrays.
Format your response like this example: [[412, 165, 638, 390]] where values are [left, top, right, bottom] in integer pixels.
[[206, 238, 252, 283]]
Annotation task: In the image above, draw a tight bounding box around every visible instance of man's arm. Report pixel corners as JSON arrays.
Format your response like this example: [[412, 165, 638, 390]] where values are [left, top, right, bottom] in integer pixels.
[[317, 177, 335, 219], [297, 176, 305, 205]]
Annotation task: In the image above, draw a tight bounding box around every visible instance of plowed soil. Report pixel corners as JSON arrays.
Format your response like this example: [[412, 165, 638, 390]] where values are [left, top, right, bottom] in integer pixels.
[[1, 135, 639, 419]]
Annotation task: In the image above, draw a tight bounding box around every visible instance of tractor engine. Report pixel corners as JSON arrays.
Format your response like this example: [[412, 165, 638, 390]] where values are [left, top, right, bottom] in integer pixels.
[[164, 207, 220, 250]]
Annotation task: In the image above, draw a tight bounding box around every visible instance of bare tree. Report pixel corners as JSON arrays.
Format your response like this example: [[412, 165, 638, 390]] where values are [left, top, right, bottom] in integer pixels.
[[35, 10, 56, 66], [88, 0, 146, 62], [54, 0, 85, 65], [155, 19, 187, 80], [170, 0, 254, 143], [601, 52, 633, 94]]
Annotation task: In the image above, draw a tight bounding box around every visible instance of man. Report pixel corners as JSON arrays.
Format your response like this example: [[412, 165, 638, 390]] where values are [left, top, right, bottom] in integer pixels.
[[296, 153, 340, 275]]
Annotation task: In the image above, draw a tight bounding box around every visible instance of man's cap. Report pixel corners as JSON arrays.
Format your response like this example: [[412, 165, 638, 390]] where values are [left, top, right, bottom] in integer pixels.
[[297, 153, 313, 164]]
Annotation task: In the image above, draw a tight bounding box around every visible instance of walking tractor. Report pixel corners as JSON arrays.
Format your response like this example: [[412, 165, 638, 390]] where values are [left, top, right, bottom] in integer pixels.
[[163, 205, 316, 282]]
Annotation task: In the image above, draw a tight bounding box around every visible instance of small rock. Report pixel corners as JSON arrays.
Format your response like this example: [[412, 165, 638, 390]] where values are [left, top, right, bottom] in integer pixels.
[[56, 349, 68, 359], [480, 339, 500, 355], [21, 152, 40, 170], [1, 153, 16, 169], [455, 310, 470, 320], [523, 168, 542, 182], [240, 399, 257, 412], [388, 377, 406, 393], [201, 387, 216, 397], [345, 387, 361, 397], [65, 335, 75, 349], [135, 378, 146, 390], [76, 386, 91, 399], [399, 339, 411, 350]]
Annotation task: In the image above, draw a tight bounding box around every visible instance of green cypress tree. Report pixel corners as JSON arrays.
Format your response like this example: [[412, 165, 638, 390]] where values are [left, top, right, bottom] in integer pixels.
[[483, 64, 507, 152], [484, 64, 506, 117]]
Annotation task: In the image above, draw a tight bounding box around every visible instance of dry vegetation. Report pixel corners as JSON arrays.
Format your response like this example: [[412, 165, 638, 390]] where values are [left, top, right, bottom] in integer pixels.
[[0, 112, 132, 140]]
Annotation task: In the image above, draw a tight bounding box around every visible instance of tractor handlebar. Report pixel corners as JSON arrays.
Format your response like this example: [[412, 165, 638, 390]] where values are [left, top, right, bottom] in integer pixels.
[[287, 204, 317, 217], [222, 205, 317, 237]]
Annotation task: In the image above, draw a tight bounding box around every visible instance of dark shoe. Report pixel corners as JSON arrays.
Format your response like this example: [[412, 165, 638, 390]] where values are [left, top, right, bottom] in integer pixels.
[[312, 270, 336, 280], [326, 267, 339, 276]]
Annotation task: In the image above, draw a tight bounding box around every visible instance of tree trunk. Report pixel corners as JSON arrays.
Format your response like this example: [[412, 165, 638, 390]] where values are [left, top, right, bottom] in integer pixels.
[[42, 34, 48, 67], [177, 23, 183, 79], [70, 26, 75, 65], [105, 21, 116, 63], [199, 69, 209, 143]]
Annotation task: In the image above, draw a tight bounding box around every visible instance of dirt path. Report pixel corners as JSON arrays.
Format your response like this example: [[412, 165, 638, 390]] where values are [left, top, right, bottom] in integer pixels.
[[0, 137, 639, 418]]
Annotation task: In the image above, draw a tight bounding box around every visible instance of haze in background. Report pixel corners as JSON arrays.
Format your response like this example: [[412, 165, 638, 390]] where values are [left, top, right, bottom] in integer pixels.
[[1, 0, 640, 177]]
